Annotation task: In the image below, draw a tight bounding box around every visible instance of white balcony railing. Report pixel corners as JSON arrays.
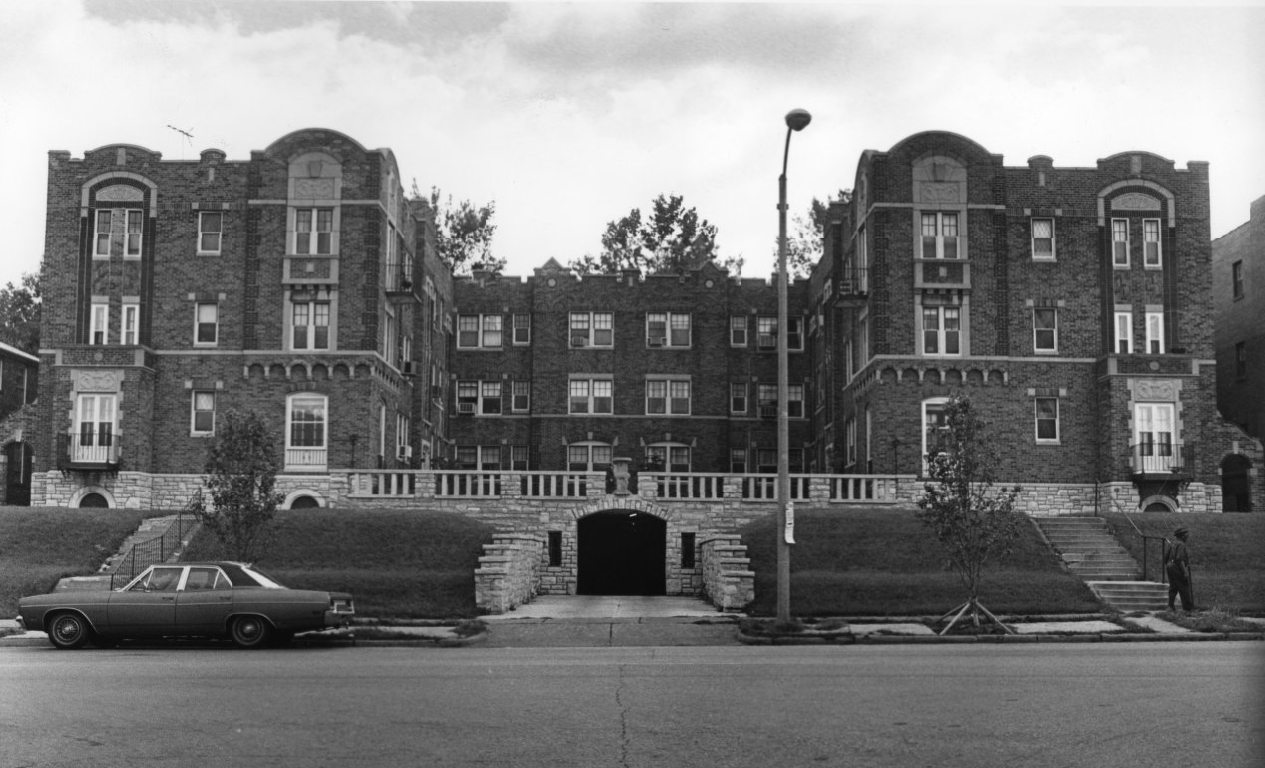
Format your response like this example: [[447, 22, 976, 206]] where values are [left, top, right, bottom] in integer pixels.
[[285, 448, 327, 471]]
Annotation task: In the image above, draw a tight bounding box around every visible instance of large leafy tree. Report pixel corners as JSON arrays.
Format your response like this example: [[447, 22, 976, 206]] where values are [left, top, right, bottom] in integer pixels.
[[185, 410, 286, 563], [571, 194, 740, 275], [421, 184, 504, 276], [781, 189, 850, 279], [915, 394, 1023, 634], [0, 271, 41, 354]]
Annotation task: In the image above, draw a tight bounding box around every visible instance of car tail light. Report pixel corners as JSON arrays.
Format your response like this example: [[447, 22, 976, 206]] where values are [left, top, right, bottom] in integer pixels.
[[330, 597, 354, 614]]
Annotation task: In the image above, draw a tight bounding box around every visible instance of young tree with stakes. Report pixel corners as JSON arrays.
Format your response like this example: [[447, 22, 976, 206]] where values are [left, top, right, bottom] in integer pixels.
[[185, 410, 286, 563], [916, 394, 1022, 634]]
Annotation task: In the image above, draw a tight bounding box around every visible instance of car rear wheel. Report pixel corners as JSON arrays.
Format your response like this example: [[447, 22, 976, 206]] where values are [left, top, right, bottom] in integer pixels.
[[229, 615, 271, 649], [48, 612, 90, 650]]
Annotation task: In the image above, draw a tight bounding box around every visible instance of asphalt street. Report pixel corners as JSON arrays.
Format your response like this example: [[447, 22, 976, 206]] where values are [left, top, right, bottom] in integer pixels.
[[1, 641, 1261, 768]]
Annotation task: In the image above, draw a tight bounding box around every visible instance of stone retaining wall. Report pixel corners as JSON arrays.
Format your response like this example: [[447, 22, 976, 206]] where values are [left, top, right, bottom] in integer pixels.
[[700, 534, 755, 612], [475, 533, 543, 615]]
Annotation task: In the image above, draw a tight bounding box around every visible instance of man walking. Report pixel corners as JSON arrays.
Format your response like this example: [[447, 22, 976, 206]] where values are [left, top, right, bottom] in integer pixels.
[[1165, 527, 1194, 612]]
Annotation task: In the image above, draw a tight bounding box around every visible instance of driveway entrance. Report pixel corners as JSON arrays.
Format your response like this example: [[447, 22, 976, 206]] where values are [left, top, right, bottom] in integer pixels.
[[577, 511, 666, 595]]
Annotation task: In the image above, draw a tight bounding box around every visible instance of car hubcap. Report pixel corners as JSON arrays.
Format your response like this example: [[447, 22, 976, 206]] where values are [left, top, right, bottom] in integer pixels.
[[238, 620, 260, 639], [55, 618, 81, 642]]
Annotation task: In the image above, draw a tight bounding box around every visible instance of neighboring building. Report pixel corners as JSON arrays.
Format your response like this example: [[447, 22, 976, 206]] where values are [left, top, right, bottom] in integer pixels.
[[1213, 194, 1265, 510], [32, 129, 452, 509], [0, 340, 39, 505], [807, 131, 1259, 515], [445, 260, 812, 476]]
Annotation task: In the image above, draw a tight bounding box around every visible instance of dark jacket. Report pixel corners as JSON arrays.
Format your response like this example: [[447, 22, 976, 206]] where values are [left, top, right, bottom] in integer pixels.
[[1166, 539, 1190, 578]]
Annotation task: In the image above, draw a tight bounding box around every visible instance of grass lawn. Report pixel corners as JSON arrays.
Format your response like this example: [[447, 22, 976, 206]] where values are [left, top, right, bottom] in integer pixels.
[[1103, 512, 1265, 613], [741, 506, 1104, 617], [0, 507, 151, 617], [180, 508, 495, 619]]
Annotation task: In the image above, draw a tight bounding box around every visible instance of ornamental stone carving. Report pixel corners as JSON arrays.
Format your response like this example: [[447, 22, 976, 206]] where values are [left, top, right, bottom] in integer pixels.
[[920, 183, 960, 203], [1133, 379, 1178, 401], [294, 178, 335, 199], [73, 369, 123, 392], [96, 185, 144, 202], [1112, 193, 1161, 211]]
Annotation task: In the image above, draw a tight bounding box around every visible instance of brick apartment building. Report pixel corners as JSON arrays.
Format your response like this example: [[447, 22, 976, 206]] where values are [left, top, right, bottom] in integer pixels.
[[803, 131, 1260, 515], [31, 129, 452, 509], [27, 127, 1260, 517], [1213, 194, 1265, 510], [0, 340, 39, 505]]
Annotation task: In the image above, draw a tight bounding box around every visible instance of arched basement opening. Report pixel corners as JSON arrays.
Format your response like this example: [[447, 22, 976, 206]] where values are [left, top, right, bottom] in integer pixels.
[[577, 510, 666, 596]]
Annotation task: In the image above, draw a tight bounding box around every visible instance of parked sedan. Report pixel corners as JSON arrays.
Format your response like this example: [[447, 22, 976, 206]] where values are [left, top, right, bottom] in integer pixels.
[[16, 562, 355, 650]]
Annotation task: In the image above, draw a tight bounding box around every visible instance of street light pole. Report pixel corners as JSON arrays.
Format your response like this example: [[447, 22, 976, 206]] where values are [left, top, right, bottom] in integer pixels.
[[777, 108, 811, 624]]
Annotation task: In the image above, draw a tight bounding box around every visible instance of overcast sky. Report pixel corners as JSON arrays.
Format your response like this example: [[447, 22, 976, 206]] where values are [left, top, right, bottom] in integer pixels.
[[2, 1, 1263, 290]]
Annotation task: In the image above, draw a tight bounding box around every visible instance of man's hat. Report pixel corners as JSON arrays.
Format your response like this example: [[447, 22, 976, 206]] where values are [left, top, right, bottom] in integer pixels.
[[1174, 527, 1188, 537]]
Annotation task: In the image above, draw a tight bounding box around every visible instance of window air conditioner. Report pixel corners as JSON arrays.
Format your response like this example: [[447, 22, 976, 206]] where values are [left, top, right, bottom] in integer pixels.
[[457, 402, 476, 415], [400, 360, 415, 376], [648, 336, 666, 347], [397, 445, 412, 461], [757, 334, 776, 349], [571, 336, 588, 347]]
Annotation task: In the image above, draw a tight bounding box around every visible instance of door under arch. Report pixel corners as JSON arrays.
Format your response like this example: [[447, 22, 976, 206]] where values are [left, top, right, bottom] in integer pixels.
[[577, 511, 666, 596]]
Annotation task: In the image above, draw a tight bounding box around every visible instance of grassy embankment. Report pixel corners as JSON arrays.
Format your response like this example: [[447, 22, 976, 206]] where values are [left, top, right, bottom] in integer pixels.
[[5, 506, 1261, 620], [741, 506, 1104, 617]]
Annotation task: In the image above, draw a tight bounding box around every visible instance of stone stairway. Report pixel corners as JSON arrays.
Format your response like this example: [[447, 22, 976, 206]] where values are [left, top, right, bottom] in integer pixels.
[[1035, 516, 1169, 611]]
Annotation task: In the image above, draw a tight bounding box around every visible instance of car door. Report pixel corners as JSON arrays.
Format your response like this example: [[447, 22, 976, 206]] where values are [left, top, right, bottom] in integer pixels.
[[175, 566, 235, 634], [106, 566, 184, 635]]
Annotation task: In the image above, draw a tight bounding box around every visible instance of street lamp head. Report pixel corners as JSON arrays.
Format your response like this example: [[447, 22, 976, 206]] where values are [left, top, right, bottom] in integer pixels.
[[785, 109, 812, 132]]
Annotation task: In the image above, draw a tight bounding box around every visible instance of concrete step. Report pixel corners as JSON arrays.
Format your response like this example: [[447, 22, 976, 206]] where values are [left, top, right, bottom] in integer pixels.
[[1086, 581, 1170, 611]]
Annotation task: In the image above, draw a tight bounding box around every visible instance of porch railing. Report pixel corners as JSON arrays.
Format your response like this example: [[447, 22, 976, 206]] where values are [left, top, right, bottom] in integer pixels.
[[1129, 442, 1192, 476]]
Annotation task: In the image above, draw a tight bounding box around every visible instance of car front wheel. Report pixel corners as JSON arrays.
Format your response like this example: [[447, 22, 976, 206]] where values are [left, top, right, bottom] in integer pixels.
[[229, 615, 271, 649], [48, 612, 90, 650]]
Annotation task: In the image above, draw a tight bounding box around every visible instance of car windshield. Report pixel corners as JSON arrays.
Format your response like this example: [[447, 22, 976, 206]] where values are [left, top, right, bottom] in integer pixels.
[[219, 562, 287, 589]]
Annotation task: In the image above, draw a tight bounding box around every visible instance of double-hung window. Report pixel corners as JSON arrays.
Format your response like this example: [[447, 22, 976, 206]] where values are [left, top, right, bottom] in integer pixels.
[[122, 303, 139, 346], [1111, 219, 1130, 267], [922, 306, 961, 356], [457, 314, 502, 349], [291, 296, 330, 350], [730, 382, 747, 414], [1232, 261, 1244, 300], [1032, 218, 1055, 260], [1145, 311, 1165, 354], [513, 314, 531, 344], [787, 317, 803, 351], [480, 381, 503, 415], [1114, 311, 1133, 354], [89, 304, 109, 345], [647, 312, 690, 347], [568, 443, 612, 472], [1035, 398, 1059, 442], [191, 391, 216, 435], [570, 312, 613, 347], [295, 208, 333, 255], [198, 212, 223, 254], [757, 384, 777, 418], [787, 385, 804, 418], [756, 316, 777, 350], [921, 212, 959, 259], [1142, 219, 1162, 268], [95, 209, 143, 258], [511, 381, 530, 412], [195, 303, 218, 346], [730, 316, 747, 346], [646, 379, 691, 415], [569, 379, 612, 414], [1033, 308, 1057, 353], [647, 445, 691, 473]]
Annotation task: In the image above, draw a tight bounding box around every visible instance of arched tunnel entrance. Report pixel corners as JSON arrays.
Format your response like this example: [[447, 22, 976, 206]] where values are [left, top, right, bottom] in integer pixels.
[[577, 511, 666, 596]]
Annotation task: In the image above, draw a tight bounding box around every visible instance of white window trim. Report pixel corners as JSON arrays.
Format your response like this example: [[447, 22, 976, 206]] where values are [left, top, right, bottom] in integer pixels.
[[512, 313, 531, 345], [646, 377, 692, 416], [1035, 397, 1060, 443], [1145, 311, 1165, 355], [1032, 217, 1055, 260], [457, 314, 503, 349], [730, 316, 747, 347], [1114, 311, 1133, 354], [292, 207, 336, 256], [511, 380, 530, 412], [1142, 218, 1162, 269], [568, 377, 613, 415], [730, 382, 747, 415], [285, 393, 329, 470], [198, 211, 223, 255], [1033, 308, 1058, 354], [920, 211, 960, 260], [570, 311, 614, 348], [195, 302, 218, 347], [646, 312, 691, 348], [89, 303, 109, 346], [567, 441, 613, 472], [288, 290, 334, 352], [191, 390, 216, 436], [921, 305, 962, 357], [1111, 218, 1130, 268], [922, 396, 951, 474], [121, 303, 139, 346]]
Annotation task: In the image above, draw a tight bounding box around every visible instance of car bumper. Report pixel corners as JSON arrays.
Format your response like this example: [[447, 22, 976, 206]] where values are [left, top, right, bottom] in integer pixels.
[[324, 610, 354, 628]]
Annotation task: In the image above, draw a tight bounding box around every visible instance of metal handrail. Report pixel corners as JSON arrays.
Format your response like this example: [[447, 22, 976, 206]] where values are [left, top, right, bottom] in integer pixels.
[[108, 515, 195, 589], [1121, 513, 1168, 584]]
